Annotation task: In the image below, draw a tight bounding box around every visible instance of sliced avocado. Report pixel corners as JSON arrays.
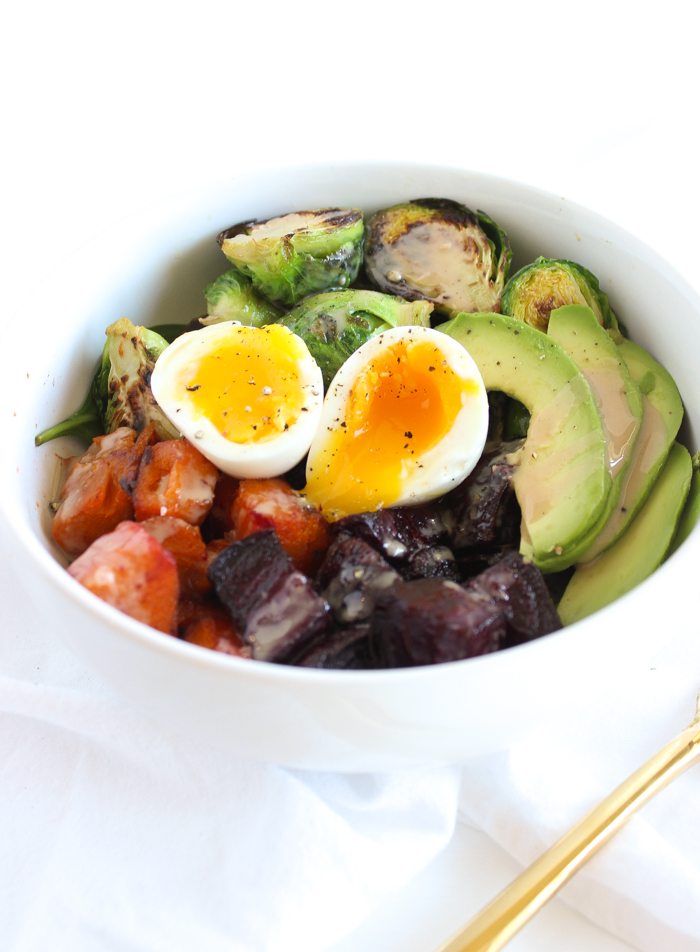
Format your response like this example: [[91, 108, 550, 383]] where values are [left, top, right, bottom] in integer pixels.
[[558, 442, 692, 624], [532, 305, 643, 569], [578, 337, 684, 562], [439, 312, 610, 569], [669, 451, 700, 554]]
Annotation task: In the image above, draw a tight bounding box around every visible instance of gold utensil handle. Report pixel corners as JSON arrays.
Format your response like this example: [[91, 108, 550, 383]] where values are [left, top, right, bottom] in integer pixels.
[[438, 702, 700, 952]]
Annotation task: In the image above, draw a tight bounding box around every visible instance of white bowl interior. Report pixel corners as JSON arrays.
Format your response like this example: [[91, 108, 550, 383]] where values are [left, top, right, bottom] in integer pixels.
[[3, 162, 700, 770]]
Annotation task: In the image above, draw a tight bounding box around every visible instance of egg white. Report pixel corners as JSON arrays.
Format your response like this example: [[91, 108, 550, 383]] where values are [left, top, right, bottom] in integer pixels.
[[304, 325, 489, 515], [151, 321, 324, 479]]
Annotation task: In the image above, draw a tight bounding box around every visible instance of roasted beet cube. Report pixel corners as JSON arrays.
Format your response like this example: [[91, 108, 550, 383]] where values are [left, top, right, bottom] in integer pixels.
[[371, 579, 506, 667], [404, 545, 459, 581], [208, 529, 330, 663], [296, 624, 373, 670], [316, 534, 399, 625], [331, 507, 459, 583], [334, 506, 450, 566], [446, 441, 522, 551], [467, 551, 561, 646]]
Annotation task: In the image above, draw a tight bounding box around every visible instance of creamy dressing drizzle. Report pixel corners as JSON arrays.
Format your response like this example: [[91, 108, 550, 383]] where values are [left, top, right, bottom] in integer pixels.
[[583, 367, 640, 476], [373, 222, 496, 312], [512, 380, 603, 533], [580, 399, 668, 562]]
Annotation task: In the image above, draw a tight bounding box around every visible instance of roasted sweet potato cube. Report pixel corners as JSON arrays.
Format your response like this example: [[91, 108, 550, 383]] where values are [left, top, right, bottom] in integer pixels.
[[232, 478, 331, 574], [133, 439, 219, 526], [140, 515, 211, 596], [51, 426, 153, 557], [180, 602, 249, 657], [68, 521, 179, 633]]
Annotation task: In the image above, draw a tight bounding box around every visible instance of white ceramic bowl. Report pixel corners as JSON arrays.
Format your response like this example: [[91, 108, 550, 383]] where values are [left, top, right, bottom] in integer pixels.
[[4, 162, 700, 771]]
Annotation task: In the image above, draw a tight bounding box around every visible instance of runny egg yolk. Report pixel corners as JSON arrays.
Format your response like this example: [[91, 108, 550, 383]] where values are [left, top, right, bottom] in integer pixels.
[[304, 335, 481, 517], [180, 324, 308, 443]]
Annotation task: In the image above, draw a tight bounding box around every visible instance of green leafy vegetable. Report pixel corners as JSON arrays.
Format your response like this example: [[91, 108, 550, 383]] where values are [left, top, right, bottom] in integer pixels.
[[501, 257, 620, 335], [218, 208, 364, 307], [364, 198, 511, 314], [35, 319, 178, 446], [201, 268, 280, 328], [277, 289, 433, 388]]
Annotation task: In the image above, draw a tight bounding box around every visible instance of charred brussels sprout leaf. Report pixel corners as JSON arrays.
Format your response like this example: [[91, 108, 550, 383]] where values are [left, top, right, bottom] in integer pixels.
[[364, 199, 511, 315], [34, 319, 177, 446], [102, 319, 180, 439], [501, 257, 620, 335], [218, 208, 364, 308], [201, 268, 280, 328], [277, 289, 433, 388]]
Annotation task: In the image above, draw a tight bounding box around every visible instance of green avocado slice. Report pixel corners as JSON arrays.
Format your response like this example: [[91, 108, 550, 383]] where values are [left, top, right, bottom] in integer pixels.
[[558, 441, 692, 624], [439, 312, 610, 569], [578, 337, 684, 563], [532, 304, 644, 569], [669, 451, 700, 554]]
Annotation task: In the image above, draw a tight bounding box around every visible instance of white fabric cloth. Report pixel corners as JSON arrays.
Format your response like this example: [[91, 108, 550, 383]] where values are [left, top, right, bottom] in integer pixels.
[[2, 514, 700, 951]]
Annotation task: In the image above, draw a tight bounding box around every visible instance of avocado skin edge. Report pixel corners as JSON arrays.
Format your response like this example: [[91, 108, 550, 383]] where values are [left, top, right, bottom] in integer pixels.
[[558, 441, 692, 625]]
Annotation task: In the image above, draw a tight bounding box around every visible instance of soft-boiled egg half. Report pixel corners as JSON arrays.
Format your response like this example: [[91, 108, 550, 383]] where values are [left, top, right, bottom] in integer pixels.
[[304, 325, 489, 519], [151, 322, 323, 478]]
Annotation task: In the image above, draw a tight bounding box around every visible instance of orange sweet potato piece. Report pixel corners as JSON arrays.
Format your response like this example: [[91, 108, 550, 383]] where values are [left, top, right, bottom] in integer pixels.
[[68, 521, 179, 633], [133, 439, 219, 526], [140, 515, 211, 596], [232, 478, 331, 574], [52, 426, 154, 557], [180, 602, 249, 657]]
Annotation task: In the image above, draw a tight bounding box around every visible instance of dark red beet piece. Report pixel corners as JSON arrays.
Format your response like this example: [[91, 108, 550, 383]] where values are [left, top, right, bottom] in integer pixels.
[[446, 441, 522, 551], [466, 550, 561, 646], [405, 545, 459, 581], [335, 505, 450, 561], [332, 506, 459, 582], [296, 624, 374, 669], [208, 530, 330, 663], [371, 579, 506, 668], [316, 534, 399, 625]]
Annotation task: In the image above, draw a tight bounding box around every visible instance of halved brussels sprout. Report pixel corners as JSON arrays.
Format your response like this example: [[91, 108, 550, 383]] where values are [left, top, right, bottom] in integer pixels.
[[101, 318, 180, 439], [201, 268, 280, 328], [218, 208, 364, 308], [364, 199, 511, 315], [277, 289, 433, 388], [35, 320, 179, 446], [501, 257, 620, 335]]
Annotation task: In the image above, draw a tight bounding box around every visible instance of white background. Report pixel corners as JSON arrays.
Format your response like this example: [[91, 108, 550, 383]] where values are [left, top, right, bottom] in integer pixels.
[[2, 2, 699, 949]]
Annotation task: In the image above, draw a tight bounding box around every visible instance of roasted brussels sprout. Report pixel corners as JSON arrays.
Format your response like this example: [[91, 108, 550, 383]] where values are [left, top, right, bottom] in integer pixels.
[[364, 199, 511, 315], [35, 319, 178, 446], [100, 319, 179, 439], [501, 257, 620, 334], [200, 268, 280, 328], [277, 289, 433, 387], [218, 208, 364, 308]]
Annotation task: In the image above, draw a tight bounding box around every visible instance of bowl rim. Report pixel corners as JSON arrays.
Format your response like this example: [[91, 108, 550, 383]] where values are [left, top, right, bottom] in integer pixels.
[[5, 158, 700, 686]]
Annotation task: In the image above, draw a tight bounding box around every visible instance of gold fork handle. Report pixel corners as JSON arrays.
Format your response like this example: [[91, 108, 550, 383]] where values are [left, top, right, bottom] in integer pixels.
[[437, 715, 700, 952]]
